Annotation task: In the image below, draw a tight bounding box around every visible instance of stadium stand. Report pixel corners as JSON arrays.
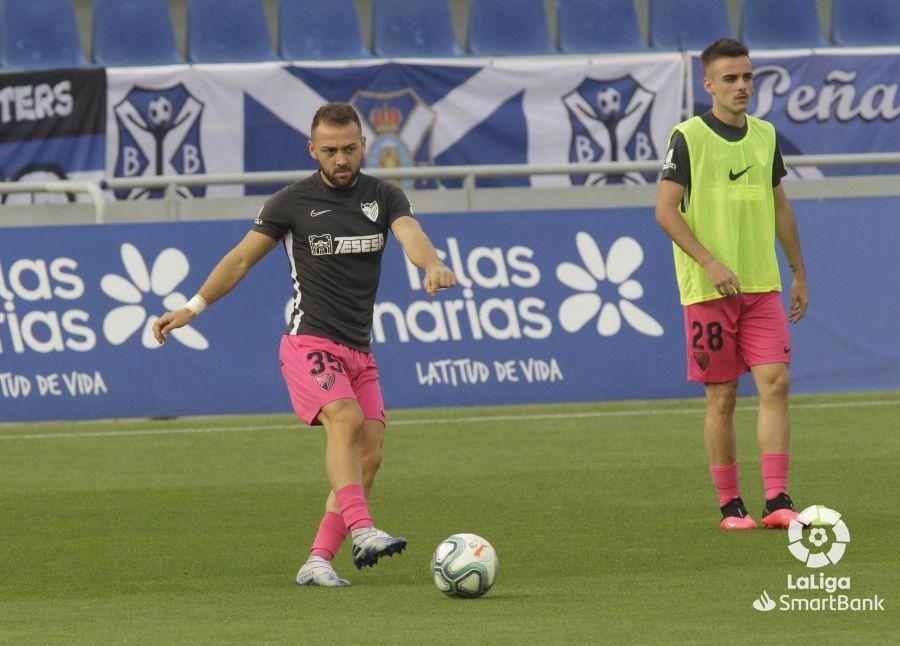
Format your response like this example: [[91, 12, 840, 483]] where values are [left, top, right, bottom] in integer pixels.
[[467, 0, 556, 56], [649, 0, 733, 50], [557, 0, 647, 54], [741, 0, 828, 49], [373, 0, 462, 58], [5, 1, 895, 72], [187, 0, 277, 63], [832, 0, 900, 46], [93, 0, 183, 67], [280, 0, 370, 61], [0, 0, 86, 70]]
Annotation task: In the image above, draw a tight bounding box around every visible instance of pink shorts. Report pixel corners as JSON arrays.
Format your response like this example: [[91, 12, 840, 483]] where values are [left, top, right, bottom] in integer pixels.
[[279, 334, 385, 426], [683, 292, 790, 383]]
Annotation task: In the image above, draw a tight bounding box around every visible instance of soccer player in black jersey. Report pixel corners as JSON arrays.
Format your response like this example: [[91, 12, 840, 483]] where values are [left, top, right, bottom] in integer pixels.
[[154, 103, 456, 586]]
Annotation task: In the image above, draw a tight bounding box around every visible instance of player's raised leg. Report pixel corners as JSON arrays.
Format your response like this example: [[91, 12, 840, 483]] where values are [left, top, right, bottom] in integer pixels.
[[348, 419, 405, 568], [751, 362, 801, 528], [706, 380, 756, 529], [358, 418, 385, 494]]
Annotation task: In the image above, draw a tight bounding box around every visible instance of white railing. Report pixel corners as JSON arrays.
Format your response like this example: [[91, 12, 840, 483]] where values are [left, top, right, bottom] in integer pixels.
[[101, 152, 900, 190], [0, 180, 106, 222], [2, 152, 900, 223]]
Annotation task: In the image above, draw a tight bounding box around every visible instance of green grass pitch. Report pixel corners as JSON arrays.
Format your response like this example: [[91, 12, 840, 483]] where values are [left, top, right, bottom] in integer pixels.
[[2, 391, 898, 644]]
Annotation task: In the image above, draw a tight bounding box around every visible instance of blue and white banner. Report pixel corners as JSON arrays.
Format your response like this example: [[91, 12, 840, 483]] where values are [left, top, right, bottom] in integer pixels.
[[0, 68, 106, 203], [689, 48, 900, 176], [106, 55, 683, 196], [369, 202, 900, 408], [0, 220, 290, 422], [373, 209, 682, 406], [1, 199, 897, 422]]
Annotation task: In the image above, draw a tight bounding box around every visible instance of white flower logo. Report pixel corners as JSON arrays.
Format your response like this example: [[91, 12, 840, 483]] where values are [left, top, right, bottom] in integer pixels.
[[101, 243, 209, 350], [556, 233, 663, 337]]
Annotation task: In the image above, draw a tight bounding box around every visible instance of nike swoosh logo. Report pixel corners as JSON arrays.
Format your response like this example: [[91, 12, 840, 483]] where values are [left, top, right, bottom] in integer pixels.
[[784, 346, 791, 353], [729, 166, 753, 181], [310, 209, 330, 217]]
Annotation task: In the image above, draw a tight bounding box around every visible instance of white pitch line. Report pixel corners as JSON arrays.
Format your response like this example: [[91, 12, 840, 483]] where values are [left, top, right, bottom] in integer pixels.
[[0, 398, 897, 441], [387, 398, 900, 427], [0, 424, 298, 441]]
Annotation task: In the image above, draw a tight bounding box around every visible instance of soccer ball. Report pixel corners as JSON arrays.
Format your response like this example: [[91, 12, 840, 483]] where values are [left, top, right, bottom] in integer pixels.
[[148, 97, 172, 126], [431, 533, 498, 598], [596, 87, 621, 118]]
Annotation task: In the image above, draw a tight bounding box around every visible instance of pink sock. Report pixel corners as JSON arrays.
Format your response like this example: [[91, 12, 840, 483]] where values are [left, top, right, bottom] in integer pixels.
[[710, 462, 740, 506], [761, 453, 790, 500], [310, 511, 348, 560], [334, 483, 373, 531]]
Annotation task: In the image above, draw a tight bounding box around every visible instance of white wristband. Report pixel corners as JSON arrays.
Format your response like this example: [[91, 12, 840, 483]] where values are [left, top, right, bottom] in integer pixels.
[[184, 294, 207, 316]]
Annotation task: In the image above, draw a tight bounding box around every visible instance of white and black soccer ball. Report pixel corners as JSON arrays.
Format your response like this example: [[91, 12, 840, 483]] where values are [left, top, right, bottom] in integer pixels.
[[596, 87, 621, 117], [148, 96, 172, 126], [431, 533, 498, 598]]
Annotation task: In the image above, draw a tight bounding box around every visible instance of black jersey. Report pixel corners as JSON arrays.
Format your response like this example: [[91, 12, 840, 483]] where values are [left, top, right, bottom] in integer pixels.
[[660, 110, 787, 198], [252, 171, 412, 351]]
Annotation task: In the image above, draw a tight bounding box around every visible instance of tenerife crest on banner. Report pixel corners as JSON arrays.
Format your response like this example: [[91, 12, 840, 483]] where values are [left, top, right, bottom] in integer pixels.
[[564, 76, 658, 185], [113, 84, 206, 199], [351, 89, 435, 190]]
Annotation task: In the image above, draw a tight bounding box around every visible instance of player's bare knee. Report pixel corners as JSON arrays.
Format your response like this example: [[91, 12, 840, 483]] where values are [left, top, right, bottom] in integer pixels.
[[708, 398, 736, 418], [759, 371, 791, 400], [706, 382, 738, 415], [320, 400, 365, 440]]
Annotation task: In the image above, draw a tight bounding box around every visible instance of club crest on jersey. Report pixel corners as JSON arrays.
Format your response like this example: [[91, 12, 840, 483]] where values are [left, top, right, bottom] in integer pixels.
[[563, 76, 657, 186], [309, 234, 333, 256], [316, 373, 336, 391], [361, 201, 379, 222], [113, 84, 206, 200], [693, 349, 710, 371], [351, 88, 436, 190]]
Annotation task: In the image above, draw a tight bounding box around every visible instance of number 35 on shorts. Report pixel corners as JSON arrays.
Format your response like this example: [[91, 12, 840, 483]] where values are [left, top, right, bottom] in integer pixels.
[[306, 350, 344, 375]]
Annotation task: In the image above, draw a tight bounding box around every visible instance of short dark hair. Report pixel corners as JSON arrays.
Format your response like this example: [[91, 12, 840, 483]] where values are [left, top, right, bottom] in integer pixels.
[[701, 38, 749, 73], [310, 102, 362, 136]]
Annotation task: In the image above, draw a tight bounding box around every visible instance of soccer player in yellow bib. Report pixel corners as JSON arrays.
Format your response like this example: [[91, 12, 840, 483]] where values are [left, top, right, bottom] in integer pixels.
[[656, 39, 809, 530]]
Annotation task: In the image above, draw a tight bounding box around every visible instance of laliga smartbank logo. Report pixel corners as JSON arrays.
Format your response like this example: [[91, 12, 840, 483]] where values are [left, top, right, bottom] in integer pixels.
[[788, 505, 850, 568], [751, 506, 884, 613]]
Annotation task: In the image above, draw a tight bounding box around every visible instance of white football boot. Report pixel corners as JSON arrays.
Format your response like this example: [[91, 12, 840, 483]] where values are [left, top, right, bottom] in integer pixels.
[[295, 555, 350, 587], [351, 527, 407, 569]]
